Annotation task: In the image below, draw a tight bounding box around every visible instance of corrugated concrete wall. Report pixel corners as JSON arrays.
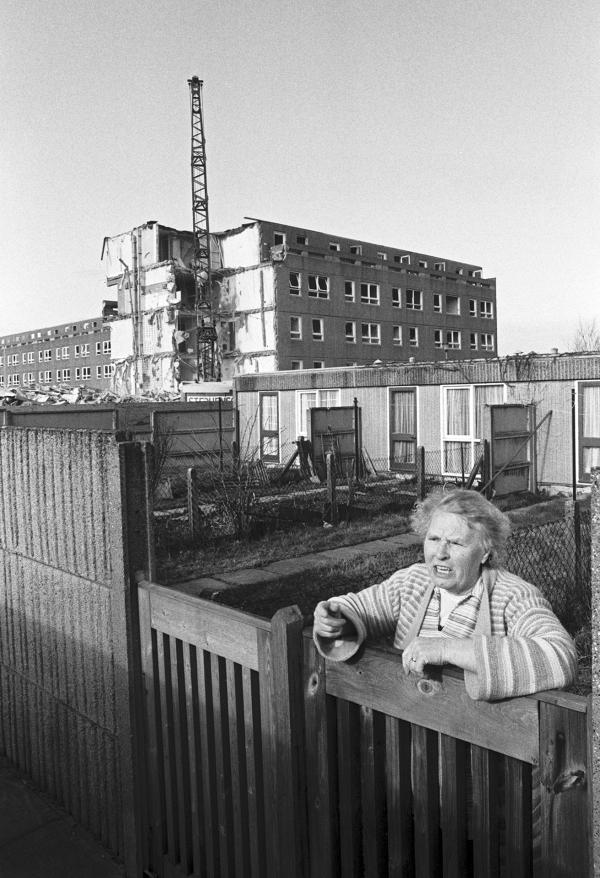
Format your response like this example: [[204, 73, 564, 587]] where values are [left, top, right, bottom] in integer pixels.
[[0, 428, 145, 871]]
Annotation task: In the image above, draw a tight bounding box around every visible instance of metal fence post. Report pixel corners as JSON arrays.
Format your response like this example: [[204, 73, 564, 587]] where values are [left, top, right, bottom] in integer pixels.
[[187, 466, 202, 538], [416, 445, 426, 500]]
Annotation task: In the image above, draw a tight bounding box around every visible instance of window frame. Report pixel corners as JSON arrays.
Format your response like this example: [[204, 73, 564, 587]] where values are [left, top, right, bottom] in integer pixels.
[[361, 322, 381, 345], [360, 283, 380, 306], [307, 274, 330, 299], [259, 392, 280, 462], [405, 289, 422, 311]]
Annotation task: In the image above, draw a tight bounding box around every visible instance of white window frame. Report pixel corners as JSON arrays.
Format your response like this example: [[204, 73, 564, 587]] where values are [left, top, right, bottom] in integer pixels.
[[289, 271, 301, 295], [344, 280, 355, 302], [446, 330, 461, 350], [361, 322, 380, 345], [408, 327, 419, 347], [62, 368, 71, 381], [311, 318, 324, 341], [96, 342, 102, 355], [405, 289, 422, 310], [313, 360, 324, 369], [392, 287, 401, 308], [446, 295, 460, 316], [296, 388, 341, 438], [307, 275, 330, 299], [480, 301, 494, 319], [434, 330, 443, 349], [481, 333, 495, 351], [393, 325, 402, 346], [377, 251, 388, 262], [329, 242, 340, 252], [360, 283, 380, 306], [470, 333, 478, 350], [345, 321, 356, 343], [103, 340, 111, 355], [81, 344, 90, 357], [469, 299, 477, 317], [433, 293, 442, 313], [441, 383, 506, 477], [103, 364, 114, 378], [290, 316, 302, 340], [290, 360, 303, 370], [350, 244, 362, 256], [434, 262, 445, 271], [418, 260, 428, 268]]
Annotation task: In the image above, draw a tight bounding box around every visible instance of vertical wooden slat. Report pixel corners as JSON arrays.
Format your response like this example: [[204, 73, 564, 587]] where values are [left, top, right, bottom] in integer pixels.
[[258, 626, 279, 878], [504, 757, 532, 877], [538, 701, 589, 878], [385, 715, 413, 878], [171, 638, 192, 874], [196, 647, 219, 878], [471, 745, 500, 878], [337, 698, 362, 878], [242, 665, 266, 878], [157, 632, 179, 867], [361, 706, 387, 877], [211, 654, 233, 878], [440, 734, 469, 878], [226, 659, 250, 877], [411, 724, 440, 877], [303, 637, 338, 878], [184, 642, 204, 877]]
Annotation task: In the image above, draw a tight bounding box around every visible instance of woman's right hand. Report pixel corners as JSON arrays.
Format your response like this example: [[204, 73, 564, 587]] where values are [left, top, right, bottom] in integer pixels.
[[313, 600, 352, 639]]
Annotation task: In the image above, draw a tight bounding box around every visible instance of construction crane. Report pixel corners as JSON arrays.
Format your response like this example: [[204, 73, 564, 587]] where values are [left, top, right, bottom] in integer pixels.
[[188, 76, 218, 381]]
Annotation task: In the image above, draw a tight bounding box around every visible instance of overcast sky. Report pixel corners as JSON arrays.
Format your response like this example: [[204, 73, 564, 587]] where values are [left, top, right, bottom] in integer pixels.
[[1, 0, 598, 355]]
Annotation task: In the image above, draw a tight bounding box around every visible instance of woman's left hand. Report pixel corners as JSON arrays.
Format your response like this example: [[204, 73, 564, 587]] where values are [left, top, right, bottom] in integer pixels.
[[402, 636, 477, 675]]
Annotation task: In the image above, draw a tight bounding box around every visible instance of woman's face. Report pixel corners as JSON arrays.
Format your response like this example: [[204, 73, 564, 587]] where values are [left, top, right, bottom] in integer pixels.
[[424, 510, 489, 595]]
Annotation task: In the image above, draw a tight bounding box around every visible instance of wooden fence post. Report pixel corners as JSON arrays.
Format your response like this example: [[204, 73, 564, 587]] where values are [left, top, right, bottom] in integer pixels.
[[538, 699, 589, 877], [326, 451, 338, 525], [259, 606, 308, 878], [187, 466, 202, 538]]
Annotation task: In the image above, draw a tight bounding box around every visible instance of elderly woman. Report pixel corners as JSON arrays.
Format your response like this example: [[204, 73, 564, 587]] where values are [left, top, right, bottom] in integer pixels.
[[313, 489, 576, 700]]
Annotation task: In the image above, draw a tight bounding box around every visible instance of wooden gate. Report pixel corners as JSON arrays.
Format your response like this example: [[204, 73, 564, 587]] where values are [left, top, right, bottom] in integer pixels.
[[486, 404, 537, 496]]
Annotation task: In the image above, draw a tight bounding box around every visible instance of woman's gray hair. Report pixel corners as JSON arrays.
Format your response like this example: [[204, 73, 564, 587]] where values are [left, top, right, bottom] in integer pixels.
[[410, 489, 511, 568]]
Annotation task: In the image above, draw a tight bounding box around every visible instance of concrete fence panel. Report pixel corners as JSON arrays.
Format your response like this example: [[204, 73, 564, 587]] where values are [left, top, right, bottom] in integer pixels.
[[0, 427, 151, 875]]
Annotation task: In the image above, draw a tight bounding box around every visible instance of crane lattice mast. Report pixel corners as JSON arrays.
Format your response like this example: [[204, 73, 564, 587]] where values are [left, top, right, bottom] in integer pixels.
[[188, 76, 216, 381]]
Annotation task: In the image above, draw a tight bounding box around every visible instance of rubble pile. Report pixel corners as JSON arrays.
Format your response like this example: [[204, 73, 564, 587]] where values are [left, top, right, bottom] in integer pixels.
[[0, 385, 181, 407]]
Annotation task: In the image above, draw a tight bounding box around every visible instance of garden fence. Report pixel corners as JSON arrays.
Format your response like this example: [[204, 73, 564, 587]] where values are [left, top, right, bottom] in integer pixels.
[[137, 581, 591, 878]]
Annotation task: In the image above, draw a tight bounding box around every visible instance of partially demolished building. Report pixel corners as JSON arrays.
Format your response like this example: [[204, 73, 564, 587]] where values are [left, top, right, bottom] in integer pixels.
[[101, 217, 498, 394]]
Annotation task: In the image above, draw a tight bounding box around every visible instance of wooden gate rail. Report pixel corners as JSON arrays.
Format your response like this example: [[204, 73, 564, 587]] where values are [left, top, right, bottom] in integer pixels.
[[137, 583, 590, 878]]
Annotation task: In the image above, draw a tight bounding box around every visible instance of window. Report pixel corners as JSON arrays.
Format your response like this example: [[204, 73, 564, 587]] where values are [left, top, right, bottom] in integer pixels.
[[290, 316, 302, 340], [22, 353, 27, 364], [400, 255, 410, 264], [480, 301, 494, 319], [390, 388, 417, 469], [377, 251, 388, 262], [360, 283, 380, 305], [96, 366, 102, 379], [470, 333, 478, 350], [350, 245, 362, 256], [0, 376, 4, 386], [259, 392, 279, 461], [96, 342, 102, 355], [446, 295, 460, 315], [290, 360, 303, 370], [81, 344, 90, 357], [409, 327, 419, 347], [393, 325, 402, 346], [433, 294, 442, 313], [56, 369, 62, 381], [103, 364, 114, 378], [308, 275, 329, 298], [434, 262, 445, 271], [312, 318, 324, 341], [82, 366, 91, 380], [296, 235, 308, 246], [469, 299, 477, 317], [344, 281, 355, 302], [345, 321, 356, 343], [38, 350, 43, 362], [62, 368, 71, 381], [446, 330, 461, 349], [23, 372, 34, 384], [313, 361, 324, 369], [56, 347, 63, 360], [11, 353, 18, 365], [0, 356, 3, 366], [39, 370, 51, 383], [75, 367, 81, 380], [442, 384, 505, 476], [405, 289, 422, 310], [74, 345, 80, 358], [297, 388, 341, 437], [103, 340, 111, 355], [434, 330, 443, 349], [289, 272, 301, 295], [361, 323, 380, 344], [273, 231, 286, 246], [329, 242, 340, 252], [392, 288, 401, 308], [418, 260, 428, 268], [481, 333, 494, 351]]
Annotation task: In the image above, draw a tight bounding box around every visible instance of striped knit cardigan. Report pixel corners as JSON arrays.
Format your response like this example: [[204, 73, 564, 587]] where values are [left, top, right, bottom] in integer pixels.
[[314, 563, 577, 701]]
